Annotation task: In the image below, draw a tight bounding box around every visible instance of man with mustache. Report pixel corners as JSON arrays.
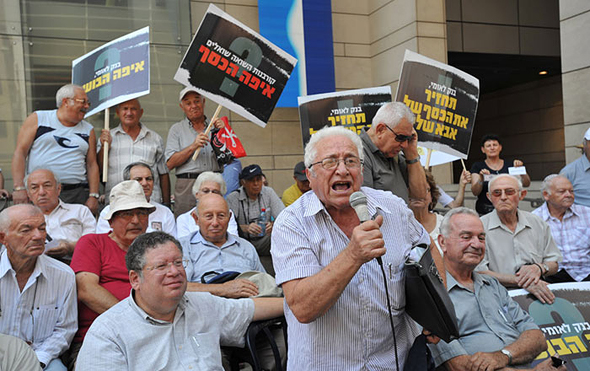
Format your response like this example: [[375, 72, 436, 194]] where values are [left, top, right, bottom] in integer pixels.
[[532, 174, 590, 283], [429, 207, 562, 371], [12, 84, 100, 215], [65, 180, 155, 368]]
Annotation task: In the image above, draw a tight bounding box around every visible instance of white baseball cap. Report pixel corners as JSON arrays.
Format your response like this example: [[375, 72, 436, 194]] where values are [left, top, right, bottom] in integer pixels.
[[179, 87, 201, 102]]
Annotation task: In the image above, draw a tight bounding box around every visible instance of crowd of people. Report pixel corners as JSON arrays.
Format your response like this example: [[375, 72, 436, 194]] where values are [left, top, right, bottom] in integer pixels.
[[0, 83, 587, 370]]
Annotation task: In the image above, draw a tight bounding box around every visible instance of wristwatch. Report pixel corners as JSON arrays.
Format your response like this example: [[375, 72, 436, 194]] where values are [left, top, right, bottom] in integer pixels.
[[405, 156, 420, 164], [89, 193, 100, 199], [501, 348, 513, 365], [542, 263, 550, 276], [13, 186, 26, 192]]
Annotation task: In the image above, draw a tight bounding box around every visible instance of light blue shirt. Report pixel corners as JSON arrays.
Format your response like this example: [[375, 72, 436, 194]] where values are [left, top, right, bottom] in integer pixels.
[[182, 231, 265, 282], [271, 186, 431, 370], [560, 154, 590, 207], [428, 272, 539, 367]]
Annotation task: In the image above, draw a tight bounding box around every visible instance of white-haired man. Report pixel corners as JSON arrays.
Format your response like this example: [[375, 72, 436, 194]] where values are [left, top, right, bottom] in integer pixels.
[[532, 174, 590, 283], [271, 126, 442, 370], [360, 102, 428, 203], [176, 171, 238, 239], [165, 88, 225, 217], [0, 204, 77, 370], [12, 84, 100, 214], [429, 207, 563, 371], [477, 174, 562, 304], [26, 169, 96, 260]]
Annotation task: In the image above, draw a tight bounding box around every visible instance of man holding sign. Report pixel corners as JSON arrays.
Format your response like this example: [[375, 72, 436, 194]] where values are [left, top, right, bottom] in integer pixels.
[[165, 87, 225, 217], [360, 102, 428, 204], [12, 84, 100, 215]]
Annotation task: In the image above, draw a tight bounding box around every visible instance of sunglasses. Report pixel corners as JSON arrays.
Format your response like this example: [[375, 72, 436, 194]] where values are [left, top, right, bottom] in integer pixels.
[[490, 188, 518, 197], [385, 125, 414, 143]]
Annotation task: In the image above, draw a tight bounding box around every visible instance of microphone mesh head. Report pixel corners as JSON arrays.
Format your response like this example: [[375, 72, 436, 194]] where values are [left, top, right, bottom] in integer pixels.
[[349, 191, 367, 208]]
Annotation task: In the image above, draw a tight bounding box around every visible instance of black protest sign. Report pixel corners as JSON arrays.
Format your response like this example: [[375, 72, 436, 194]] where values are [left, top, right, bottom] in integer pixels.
[[395, 50, 479, 159], [174, 4, 297, 128], [298, 86, 392, 146], [72, 27, 150, 117]]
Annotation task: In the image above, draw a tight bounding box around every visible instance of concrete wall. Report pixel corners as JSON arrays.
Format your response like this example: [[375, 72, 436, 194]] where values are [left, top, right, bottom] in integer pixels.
[[466, 75, 565, 181], [559, 1, 590, 163], [189, 0, 450, 196]]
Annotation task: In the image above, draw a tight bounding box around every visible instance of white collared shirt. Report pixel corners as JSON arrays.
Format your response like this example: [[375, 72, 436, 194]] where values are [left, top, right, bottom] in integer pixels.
[[0, 252, 77, 366], [44, 199, 96, 245]]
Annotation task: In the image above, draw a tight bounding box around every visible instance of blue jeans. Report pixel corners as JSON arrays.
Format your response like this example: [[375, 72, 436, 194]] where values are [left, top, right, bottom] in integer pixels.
[[44, 358, 67, 371]]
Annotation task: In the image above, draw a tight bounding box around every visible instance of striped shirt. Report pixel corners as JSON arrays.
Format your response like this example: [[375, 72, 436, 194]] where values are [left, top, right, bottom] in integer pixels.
[[0, 252, 77, 366], [532, 202, 590, 281], [101, 123, 168, 203], [271, 186, 430, 370]]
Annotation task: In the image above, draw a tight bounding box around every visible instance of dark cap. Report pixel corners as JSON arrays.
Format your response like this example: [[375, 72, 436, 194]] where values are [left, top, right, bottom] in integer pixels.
[[293, 161, 307, 181], [240, 164, 265, 180]]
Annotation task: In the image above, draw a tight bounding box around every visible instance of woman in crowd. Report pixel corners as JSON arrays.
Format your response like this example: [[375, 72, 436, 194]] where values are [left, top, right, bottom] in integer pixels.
[[470, 134, 530, 215]]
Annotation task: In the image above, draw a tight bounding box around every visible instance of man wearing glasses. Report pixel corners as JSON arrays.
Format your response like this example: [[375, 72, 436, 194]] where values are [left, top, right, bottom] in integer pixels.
[[66, 180, 155, 368], [12, 84, 100, 215], [271, 126, 439, 370], [477, 174, 562, 304], [360, 102, 429, 204], [76, 231, 284, 370]]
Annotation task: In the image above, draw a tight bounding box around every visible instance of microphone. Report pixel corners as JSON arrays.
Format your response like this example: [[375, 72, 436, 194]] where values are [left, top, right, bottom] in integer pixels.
[[349, 191, 383, 266]]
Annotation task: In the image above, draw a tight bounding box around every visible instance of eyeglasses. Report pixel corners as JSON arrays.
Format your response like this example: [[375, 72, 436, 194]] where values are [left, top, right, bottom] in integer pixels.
[[116, 209, 151, 219], [385, 125, 414, 143], [144, 259, 189, 275], [490, 188, 518, 197], [309, 156, 363, 170], [70, 98, 91, 106]]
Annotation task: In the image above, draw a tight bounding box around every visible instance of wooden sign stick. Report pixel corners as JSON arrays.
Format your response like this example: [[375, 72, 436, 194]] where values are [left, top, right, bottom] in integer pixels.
[[191, 104, 223, 161], [102, 107, 110, 183]]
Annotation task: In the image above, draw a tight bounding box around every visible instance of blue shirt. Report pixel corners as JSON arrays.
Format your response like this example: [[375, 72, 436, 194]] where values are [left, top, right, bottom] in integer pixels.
[[181, 231, 265, 282], [428, 272, 539, 367], [560, 154, 590, 207]]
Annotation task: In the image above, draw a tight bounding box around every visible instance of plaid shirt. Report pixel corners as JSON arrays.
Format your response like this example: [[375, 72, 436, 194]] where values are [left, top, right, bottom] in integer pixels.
[[533, 202, 590, 281]]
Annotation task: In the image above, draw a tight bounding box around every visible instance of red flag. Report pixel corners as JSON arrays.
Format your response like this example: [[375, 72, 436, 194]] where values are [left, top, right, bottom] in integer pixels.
[[216, 117, 247, 158]]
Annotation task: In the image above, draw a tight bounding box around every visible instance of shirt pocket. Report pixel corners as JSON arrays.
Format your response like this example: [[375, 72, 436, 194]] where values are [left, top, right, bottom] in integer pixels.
[[571, 226, 590, 247], [33, 304, 59, 340], [189, 331, 224, 370], [388, 262, 406, 313]]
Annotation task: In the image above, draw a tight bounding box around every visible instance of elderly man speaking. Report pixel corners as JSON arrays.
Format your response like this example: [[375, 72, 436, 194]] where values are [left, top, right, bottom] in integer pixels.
[[271, 126, 441, 370]]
